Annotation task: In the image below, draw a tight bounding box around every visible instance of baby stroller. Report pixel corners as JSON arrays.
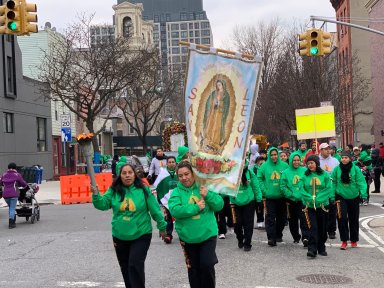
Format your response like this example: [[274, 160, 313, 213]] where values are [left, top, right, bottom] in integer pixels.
[[16, 183, 40, 223]]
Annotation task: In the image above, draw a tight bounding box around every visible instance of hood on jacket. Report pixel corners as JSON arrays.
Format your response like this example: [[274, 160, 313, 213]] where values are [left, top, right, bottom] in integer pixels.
[[176, 146, 189, 163], [250, 143, 259, 155], [119, 156, 127, 163], [288, 153, 301, 169], [265, 147, 281, 165]]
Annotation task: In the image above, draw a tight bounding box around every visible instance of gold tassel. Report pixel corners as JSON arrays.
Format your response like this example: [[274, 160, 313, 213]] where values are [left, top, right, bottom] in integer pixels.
[[230, 204, 237, 225], [336, 200, 341, 219], [179, 241, 192, 269], [320, 204, 329, 213], [302, 206, 311, 229]]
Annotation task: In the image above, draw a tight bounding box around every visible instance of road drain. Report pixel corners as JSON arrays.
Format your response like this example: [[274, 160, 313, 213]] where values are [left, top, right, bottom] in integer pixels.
[[296, 274, 352, 285]]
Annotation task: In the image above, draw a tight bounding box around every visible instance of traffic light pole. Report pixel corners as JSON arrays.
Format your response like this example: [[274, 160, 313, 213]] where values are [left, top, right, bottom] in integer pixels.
[[310, 16, 384, 37]]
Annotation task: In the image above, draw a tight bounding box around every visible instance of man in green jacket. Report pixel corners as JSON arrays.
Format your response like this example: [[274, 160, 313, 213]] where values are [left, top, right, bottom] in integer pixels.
[[280, 153, 308, 246], [257, 147, 289, 246], [153, 156, 178, 243]]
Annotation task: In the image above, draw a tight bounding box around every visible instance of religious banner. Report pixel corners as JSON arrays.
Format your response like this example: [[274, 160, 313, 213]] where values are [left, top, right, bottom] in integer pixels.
[[185, 47, 263, 196]]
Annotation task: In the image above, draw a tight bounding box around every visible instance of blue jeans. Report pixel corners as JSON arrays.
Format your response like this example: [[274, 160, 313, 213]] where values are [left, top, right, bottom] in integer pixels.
[[5, 197, 18, 220]]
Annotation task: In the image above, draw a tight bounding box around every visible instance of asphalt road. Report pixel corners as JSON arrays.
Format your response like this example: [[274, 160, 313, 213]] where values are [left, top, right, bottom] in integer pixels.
[[0, 195, 383, 288]]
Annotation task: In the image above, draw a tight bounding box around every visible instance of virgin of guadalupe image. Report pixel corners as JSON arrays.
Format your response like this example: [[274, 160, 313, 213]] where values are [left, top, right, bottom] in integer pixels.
[[201, 79, 230, 154]]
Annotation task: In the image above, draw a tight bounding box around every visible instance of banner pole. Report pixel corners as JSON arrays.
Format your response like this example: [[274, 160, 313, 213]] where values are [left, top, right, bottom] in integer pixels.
[[179, 41, 255, 60]]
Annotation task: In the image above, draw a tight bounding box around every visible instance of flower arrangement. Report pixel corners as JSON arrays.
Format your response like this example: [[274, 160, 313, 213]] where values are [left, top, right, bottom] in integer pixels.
[[76, 133, 95, 145], [190, 153, 237, 174], [162, 122, 187, 151], [76, 133, 97, 191]]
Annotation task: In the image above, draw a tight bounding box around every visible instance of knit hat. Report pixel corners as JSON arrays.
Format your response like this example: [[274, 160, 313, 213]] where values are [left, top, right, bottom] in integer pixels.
[[340, 151, 351, 160], [176, 146, 189, 163], [306, 154, 320, 167]]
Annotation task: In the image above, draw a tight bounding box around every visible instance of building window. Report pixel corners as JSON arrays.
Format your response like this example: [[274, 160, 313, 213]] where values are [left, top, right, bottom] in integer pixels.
[[123, 17, 133, 38], [166, 14, 171, 21], [201, 38, 210, 45], [189, 23, 193, 29], [172, 47, 180, 54], [171, 32, 179, 38], [7, 56, 15, 95], [180, 13, 187, 21], [194, 23, 200, 29], [171, 24, 179, 30], [181, 31, 188, 38], [195, 31, 200, 37], [180, 23, 187, 30], [201, 30, 210, 37], [3, 113, 14, 133], [171, 39, 179, 46], [129, 124, 135, 135], [37, 117, 47, 152], [201, 22, 210, 29]]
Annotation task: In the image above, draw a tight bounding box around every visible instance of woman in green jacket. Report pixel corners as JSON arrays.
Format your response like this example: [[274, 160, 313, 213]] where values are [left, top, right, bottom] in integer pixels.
[[301, 155, 333, 258], [92, 164, 167, 288], [168, 161, 224, 288], [230, 163, 261, 252], [331, 151, 367, 250], [280, 153, 308, 246]]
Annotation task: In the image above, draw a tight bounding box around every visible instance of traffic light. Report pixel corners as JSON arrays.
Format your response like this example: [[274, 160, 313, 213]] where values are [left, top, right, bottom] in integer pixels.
[[320, 31, 331, 55], [5, 0, 21, 34], [308, 28, 320, 56], [22, 1, 37, 35], [298, 31, 309, 56]]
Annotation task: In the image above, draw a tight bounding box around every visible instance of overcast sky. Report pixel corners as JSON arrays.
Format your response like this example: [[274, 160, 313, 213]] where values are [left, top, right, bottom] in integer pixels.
[[33, 0, 336, 45]]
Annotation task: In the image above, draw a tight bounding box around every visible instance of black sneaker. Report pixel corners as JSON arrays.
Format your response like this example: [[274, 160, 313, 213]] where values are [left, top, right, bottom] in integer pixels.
[[303, 239, 309, 248], [276, 238, 283, 243], [268, 240, 277, 247], [328, 233, 336, 239], [244, 246, 252, 252], [307, 251, 316, 258], [293, 239, 300, 244], [319, 251, 328, 256], [238, 241, 244, 249]]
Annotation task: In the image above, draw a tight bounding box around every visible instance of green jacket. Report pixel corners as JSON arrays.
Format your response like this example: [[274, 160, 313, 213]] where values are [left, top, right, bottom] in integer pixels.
[[153, 168, 178, 201], [300, 170, 333, 209], [331, 164, 367, 200], [168, 182, 224, 243], [230, 169, 262, 206], [358, 150, 372, 170], [92, 185, 166, 241], [293, 149, 309, 165], [115, 156, 127, 176], [257, 147, 289, 199], [280, 154, 307, 202]]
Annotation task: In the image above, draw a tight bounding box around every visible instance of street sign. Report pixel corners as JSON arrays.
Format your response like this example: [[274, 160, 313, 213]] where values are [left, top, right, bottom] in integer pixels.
[[61, 114, 71, 128], [61, 127, 71, 142]]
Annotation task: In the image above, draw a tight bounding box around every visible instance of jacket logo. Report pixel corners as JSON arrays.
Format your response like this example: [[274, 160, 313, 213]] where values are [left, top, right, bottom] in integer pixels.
[[270, 171, 281, 180], [120, 197, 136, 212], [310, 177, 321, 186], [188, 195, 201, 219], [292, 175, 300, 184]]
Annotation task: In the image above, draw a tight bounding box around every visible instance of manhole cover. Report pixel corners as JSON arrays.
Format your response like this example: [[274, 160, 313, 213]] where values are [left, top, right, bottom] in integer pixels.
[[296, 274, 352, 285]]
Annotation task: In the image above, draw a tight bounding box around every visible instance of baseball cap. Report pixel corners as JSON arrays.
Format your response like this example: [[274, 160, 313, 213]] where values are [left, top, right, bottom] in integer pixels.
[[319, 143, 330, 150], [353, 146, 359, 151]]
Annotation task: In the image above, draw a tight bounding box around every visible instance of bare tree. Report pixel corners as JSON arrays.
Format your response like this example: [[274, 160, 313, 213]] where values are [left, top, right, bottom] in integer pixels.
[[39, 14, 151, 151], [118, 52, 183, 155]]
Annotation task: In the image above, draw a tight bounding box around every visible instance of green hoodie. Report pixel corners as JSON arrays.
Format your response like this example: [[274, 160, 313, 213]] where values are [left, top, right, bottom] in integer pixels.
[[115, 156, 127, 176], [294, 149, 310, 165], [331, 164, 367, 200], [300, 170, 333, 209], [230, 169, 262, 206], [92, 185, 167, 241], [168, 182, 224, 243], [154, 167, 178, 201], [257, 147, 289, 199], [280, 153, 307, 202], [358, 150, 372, 170]]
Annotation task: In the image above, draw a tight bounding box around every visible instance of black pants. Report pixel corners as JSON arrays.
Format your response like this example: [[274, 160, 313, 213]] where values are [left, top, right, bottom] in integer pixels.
[[233, 201, 256, 248], [327, 200, 337, 235], [256, 201, 264, 223], [303, 207, 328, 255], [113, 234, 152, 288], [286, 200, 308, 242], [336, 195, 360, 242], [163, 207, 174, 237], [373, 167, 382, 192], [216, 196, 233, 234], [180, 236, 218, 288], [265, 198, 286, 241]]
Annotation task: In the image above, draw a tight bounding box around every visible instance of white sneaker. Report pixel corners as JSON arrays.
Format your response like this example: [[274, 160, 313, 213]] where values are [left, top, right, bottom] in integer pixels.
[[363, 200, 368, 206], [218, 234, 226, 239], [227, 227, 234, 235], [257, 222, 265, 229]]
